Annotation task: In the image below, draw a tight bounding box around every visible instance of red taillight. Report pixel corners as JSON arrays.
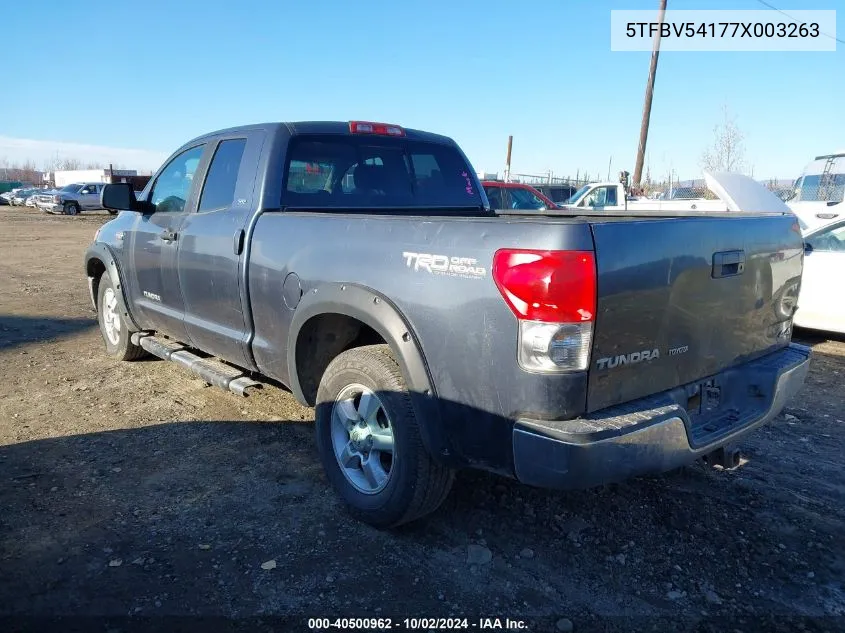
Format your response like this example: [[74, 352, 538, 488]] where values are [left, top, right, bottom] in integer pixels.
[[349, 121, 406, 137], [492, 250, 596, 323]]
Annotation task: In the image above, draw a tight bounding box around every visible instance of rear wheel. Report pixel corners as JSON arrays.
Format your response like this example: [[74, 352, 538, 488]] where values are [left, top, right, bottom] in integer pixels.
[[315, 344, 454, 528], [96, 271, 145, 361], [64, 201, 79, 216]]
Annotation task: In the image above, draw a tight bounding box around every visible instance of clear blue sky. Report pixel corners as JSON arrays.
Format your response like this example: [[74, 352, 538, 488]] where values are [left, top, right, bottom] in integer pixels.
[[2, 0, 842, 180]]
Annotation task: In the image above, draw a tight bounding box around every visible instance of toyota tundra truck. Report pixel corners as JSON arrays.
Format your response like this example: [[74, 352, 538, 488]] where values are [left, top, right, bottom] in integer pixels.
[[85, 121, 810, 528]]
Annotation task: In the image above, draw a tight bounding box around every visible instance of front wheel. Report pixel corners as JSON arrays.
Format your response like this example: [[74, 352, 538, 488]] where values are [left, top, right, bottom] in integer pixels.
[[315, 345, 454, 528], [64, 201, 79, 215], [96, 271, 145, 361]]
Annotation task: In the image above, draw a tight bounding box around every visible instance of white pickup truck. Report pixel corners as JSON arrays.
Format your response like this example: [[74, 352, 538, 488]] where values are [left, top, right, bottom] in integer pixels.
[[561, 177, 730, 213], [787, 152, 844, 231]]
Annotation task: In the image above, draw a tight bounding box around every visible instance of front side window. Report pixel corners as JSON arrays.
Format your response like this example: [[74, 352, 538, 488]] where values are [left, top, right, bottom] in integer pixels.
[[198, 139, 247, 212], [282, 135, 482, 210], [150, 145, 204, 213], [807, 222, 845, 253], [508, 187, 546, 210], [484, 186, 504, 209], [567, 185, 590, 204], [582, 186, 611, 207]]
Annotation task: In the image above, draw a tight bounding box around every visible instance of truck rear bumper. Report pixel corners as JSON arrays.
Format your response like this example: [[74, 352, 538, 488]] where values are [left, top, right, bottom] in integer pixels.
[[512, 343, 811, 490]]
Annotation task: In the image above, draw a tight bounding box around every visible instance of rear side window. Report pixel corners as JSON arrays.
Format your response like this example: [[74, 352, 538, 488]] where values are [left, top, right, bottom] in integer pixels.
[[283, 135, 482, 210], [199, 139, 247, 212]]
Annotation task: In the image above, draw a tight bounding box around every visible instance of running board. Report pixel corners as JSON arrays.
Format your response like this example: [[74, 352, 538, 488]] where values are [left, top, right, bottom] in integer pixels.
[[131, 333, 262, 397]]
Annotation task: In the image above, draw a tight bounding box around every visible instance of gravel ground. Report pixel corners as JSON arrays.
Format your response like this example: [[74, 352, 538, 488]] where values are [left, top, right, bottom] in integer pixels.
[[0, 206, 843, 632]]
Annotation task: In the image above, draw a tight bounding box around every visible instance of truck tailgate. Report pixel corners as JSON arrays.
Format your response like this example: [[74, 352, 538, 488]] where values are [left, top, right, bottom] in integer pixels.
[[587, 215, 803, 412]]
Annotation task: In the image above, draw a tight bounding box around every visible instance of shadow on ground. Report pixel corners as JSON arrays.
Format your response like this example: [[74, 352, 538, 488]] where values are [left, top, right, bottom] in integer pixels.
[[793, 328, 845, 346], [0, 315, 97, 351], [0, 395, 841, 629]]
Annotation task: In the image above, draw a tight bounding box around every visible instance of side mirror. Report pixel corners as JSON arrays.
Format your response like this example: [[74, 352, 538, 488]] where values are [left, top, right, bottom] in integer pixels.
[[101, 183, 139, 212], [804, 242, 813, 255]]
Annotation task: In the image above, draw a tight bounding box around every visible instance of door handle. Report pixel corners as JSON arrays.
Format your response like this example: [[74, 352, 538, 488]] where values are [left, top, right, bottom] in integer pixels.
[[159, 228, 178, 243], [712, 250, 745, 278]]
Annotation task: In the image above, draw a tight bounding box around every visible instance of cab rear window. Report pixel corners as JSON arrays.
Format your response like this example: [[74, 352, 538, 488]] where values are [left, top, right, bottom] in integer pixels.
[[283, 135, 483, 211]]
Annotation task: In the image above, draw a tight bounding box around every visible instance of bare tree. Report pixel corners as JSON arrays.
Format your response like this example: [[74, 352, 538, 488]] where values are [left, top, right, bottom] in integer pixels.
[[57, 157, 84, 170], [0, 159, 41, 184], [700, 106, 746, 174]]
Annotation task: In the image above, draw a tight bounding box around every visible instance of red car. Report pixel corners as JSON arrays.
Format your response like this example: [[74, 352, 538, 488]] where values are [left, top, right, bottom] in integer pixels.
[[481, 180, 557, 211]]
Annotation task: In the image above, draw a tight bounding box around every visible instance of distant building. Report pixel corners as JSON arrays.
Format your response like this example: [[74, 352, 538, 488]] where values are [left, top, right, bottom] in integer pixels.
[[46, 168, 152, 190]]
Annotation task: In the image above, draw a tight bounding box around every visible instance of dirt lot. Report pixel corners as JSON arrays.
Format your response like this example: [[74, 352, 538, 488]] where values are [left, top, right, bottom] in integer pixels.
[[0, 205, 843, 632]]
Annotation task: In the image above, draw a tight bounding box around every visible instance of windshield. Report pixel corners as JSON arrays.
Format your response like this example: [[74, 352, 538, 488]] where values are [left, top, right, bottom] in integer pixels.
[[60, 184, 81, 192], [283, 135, 483, 210], [794, 174, 845, 203], [566, 185, 591, 204]]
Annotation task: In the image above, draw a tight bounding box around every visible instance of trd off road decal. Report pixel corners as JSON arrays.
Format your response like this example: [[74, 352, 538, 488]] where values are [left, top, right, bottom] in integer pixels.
[[402, 252, 486, 280]]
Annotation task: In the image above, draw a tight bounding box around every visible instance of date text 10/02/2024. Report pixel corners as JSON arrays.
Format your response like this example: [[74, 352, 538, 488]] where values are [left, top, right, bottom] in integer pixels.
[[307, 617, 529, 630]]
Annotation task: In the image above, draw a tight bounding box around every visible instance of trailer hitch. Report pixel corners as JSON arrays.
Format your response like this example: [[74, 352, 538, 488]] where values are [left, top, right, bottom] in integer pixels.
[[702, 445, 741, 470]]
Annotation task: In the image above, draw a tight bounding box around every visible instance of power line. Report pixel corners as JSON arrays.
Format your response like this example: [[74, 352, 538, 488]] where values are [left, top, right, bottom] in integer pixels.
[[755, 0, 844, 44]]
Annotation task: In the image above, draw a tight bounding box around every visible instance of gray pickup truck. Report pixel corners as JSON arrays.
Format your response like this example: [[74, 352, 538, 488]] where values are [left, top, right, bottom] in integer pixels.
[[85, 121, 810, 528], [36, 182, 105, 215]]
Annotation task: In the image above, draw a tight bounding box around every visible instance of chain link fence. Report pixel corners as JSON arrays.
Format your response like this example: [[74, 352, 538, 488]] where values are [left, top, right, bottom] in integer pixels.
[[792, 174, 845, 204]]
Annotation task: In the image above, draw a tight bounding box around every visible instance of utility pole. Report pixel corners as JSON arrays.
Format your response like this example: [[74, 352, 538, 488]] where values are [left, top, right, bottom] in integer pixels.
[[504, 135, 513, 182], [633, 0, 668, 187]]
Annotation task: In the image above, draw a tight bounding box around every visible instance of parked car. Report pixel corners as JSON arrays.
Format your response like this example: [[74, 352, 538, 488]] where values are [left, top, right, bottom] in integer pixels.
[[2, 188, 23, 205], [35, 182, 104, 215], [25, 191, 42, 208], [11, 188, 42, 206], [794, 218, 845, 334], [86, 120, 809, 528], [481, 180, 557, 210]]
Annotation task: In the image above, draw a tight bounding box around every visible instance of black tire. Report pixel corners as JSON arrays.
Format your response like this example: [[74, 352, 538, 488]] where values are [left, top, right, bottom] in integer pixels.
[[96, 271, 145, 361], [63, 201, 80, 215], [315, 344, 454, 528]]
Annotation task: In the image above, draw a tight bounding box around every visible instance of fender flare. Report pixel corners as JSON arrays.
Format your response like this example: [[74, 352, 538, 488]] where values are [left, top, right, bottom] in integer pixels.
[[287, 283, 451, 462], [84, 243, 142, 332]]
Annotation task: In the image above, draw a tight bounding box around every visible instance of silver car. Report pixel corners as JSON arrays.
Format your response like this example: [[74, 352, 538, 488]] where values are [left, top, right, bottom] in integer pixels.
[[11, 188, 42, 206]]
